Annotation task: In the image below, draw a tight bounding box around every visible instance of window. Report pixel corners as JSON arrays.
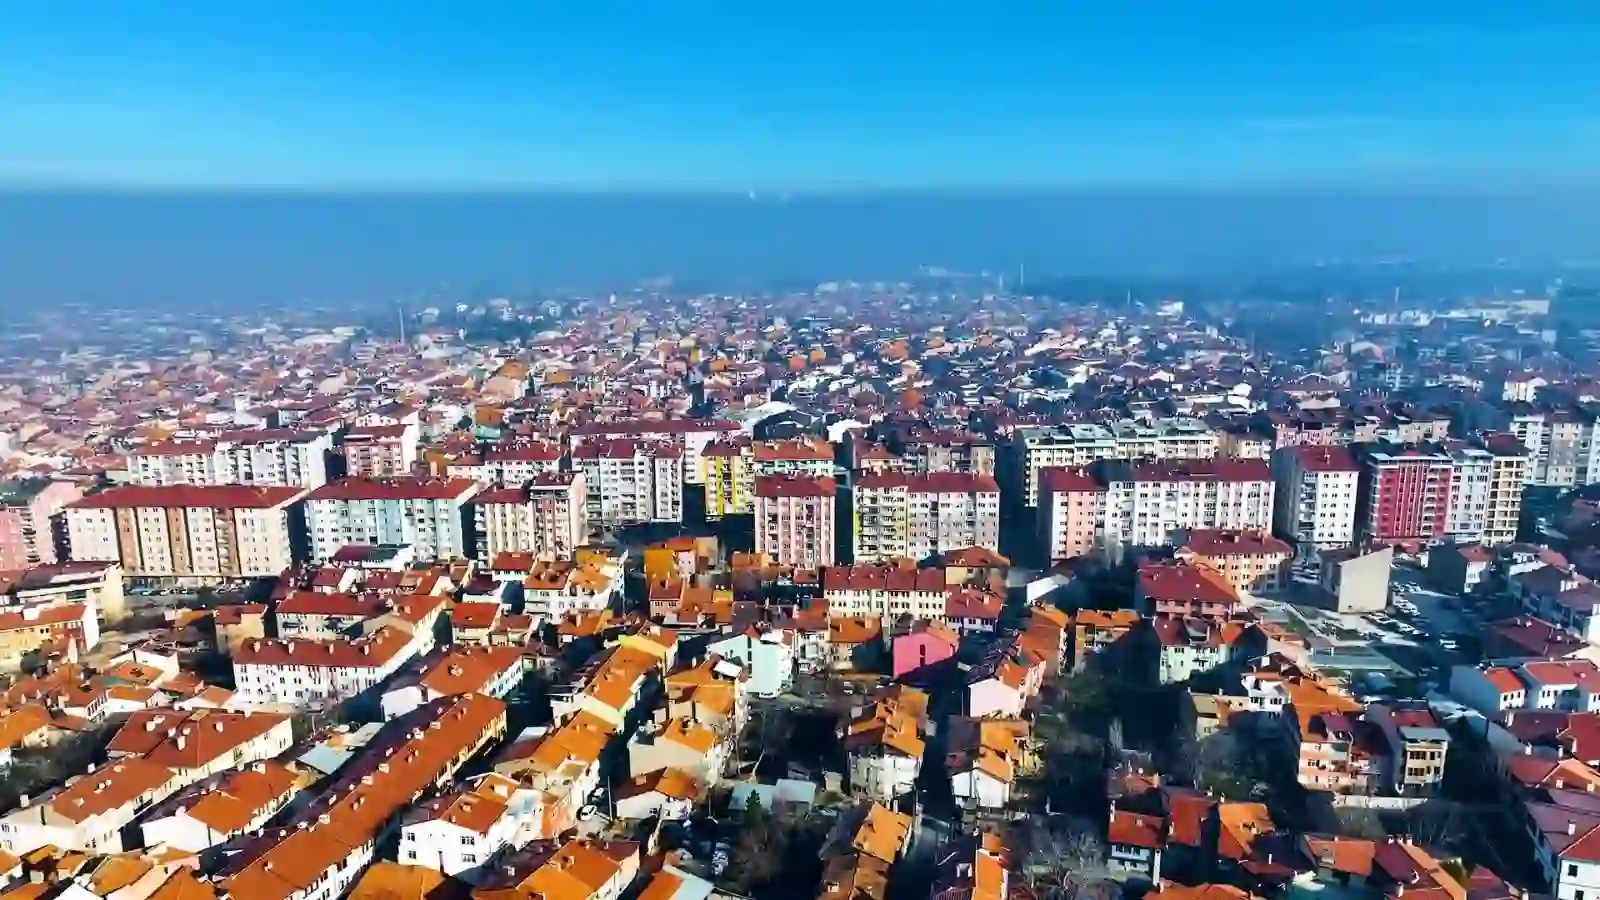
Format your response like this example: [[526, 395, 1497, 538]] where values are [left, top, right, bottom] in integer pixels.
[[407, 851, 418, 860], [1570, 865, 1580, 878]]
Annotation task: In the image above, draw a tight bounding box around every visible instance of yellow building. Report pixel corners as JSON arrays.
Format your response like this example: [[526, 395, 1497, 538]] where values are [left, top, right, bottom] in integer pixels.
[[702, 440, 753, 519]]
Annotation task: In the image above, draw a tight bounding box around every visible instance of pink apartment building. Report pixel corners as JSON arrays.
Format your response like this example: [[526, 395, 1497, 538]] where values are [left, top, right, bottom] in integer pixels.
[[0, 478, 82, 570]]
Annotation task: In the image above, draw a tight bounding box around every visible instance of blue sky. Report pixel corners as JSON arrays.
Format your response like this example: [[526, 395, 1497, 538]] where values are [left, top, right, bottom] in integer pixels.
[[3, 2, 1600, 190]]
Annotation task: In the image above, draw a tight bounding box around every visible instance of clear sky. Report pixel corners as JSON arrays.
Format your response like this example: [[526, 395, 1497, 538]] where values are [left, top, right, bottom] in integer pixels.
[[3, 2, 1600, 190]]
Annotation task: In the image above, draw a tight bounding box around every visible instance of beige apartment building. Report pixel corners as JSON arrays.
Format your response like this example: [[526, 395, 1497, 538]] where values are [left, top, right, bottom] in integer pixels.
[[471, 471, 589, 560], [65, 485, 307, 583]]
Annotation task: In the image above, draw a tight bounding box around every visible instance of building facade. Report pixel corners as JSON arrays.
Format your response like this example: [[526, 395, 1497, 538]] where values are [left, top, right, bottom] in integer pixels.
[[64, 485, 306, 582], [0, 477, 81, 569], [304, 477, 480, 562], [852, 472, 1001, 563], [471, 472, 589, 560], [753, 475, 836, 568], [1012, 418, 1218, 506], [1271, 445, 1361, 552], [573, 440, 684, 528]]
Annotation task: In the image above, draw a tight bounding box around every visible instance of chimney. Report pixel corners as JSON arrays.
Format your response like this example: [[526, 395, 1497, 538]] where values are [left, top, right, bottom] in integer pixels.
[[1570, 821, 1578, 836]]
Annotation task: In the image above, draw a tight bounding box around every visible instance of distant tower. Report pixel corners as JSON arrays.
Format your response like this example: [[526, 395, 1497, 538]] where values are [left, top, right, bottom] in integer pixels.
[[398, 302, 407, 345]]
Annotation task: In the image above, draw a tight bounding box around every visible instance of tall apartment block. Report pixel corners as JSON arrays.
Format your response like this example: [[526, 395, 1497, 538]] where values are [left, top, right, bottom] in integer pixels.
[[852, 472, 1001, 563], [754, 475, 837, 568]]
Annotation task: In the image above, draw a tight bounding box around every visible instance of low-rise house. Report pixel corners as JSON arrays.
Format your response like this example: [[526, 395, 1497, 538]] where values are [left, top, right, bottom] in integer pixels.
[[628, 717, 725, 783], [468, 838, 640, 900], [217, 694, 508, 900], [449, 602, 502, 646], [613, 768, 700, 821], [273, 591, 384, 641], [381, 645, 526, 720], [0, 757, 179, 854], [231, 626, 423, 708], [706, 625, 795, 698], [944, 587, 1004, 636], [844, 686, 927, 804], [1071, 609, 1141, 672], [826, 617, 884, 671], [106, 707, 294, 790], [661, 656, 747, 734], [1367, 704, 1449, 797], [947, 719, 1019, 811], [1107, 810, 1165, 882], [398, 774, 520, 880], [891, 620, 959, 681], [139, 761, 302, 853], [492, 711, 613, 841], [550, 646, 657, 728], [1137, 560, 1242, 619], [1149, 617, 1263, 685]]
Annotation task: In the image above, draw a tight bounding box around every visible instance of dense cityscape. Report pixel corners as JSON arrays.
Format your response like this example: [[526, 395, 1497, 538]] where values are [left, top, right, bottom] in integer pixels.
[[0, 280, 1595, 900]]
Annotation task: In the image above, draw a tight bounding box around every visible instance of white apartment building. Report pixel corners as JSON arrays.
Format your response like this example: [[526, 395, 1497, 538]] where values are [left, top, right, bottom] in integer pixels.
[[471, 472, 589, 560], [64, 485, 307, 582], [483, 440, 564, 484], [304, 476, 480, 562], [852, 472, 1000, 563], [1013, 418, 1218, 506], [1041, 460, 1274, 560], [569, 418, 741, 485], [1445, 444, 1493, 544], [126, 430, 332, 489], [1482, 433, 1529, 544], [1270, 445, 1361, 552], [0, 758, 178, 855], [751, 438, 836, 478], [231, 626, 422, 708], [1509, 408, 1600, 487], [1104, 461, 1274, 548], [753, 475, 836, 568], [573, 440, 683, 527]]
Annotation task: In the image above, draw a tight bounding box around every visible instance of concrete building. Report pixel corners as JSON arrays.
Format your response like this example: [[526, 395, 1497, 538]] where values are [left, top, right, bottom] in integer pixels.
[[573, 439, 683, 528], [702, 439, 754, 519], [64, 485, 307, 583], [0, 477, 80, 569], [305, 476, 480, 562], [1444, 442, 1494, 545], [1012, 417, 1218, 506], [754, 475, 836, 568], [471, 472, 588, 560], [0, 560, 127, 624], [1271, 445, 1361, 552], [342, 422, 420, 477], [232, 626, 424, 708], [569, 418, 741, 486], [1481, 433, 1530, 545], [1175, 529, 1292, 594], [1357, 444, 1455, 544], [128, 430, 332, 489], [1039, 460, 1274, 563], [852, 472, 1000, 563], [1317, 545, 1394, 613], [1507, 406, 1600, 487]]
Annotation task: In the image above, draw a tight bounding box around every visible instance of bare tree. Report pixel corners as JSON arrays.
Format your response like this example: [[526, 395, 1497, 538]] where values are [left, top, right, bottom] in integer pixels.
[[1017, 819, 1114, 900], [1335, 807, 1388, 841]]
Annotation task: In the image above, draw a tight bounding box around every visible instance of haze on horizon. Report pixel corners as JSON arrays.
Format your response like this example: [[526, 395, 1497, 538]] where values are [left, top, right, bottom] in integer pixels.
[[3, 2, 1599, 304]]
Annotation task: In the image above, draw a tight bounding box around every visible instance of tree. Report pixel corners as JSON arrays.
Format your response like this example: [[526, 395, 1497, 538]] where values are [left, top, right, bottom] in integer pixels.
[[1016, 819, 1115, 900], [1335, 807, 1388, 841], [1406, 803, 1465, 854]]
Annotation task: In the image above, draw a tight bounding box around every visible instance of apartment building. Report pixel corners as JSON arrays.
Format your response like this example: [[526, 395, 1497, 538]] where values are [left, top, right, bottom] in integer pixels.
[[1357, 444, 1455, 544], [0, 560, 127, 623], [1481, 432, 1529, 545], [702, 439, 753, 519], [1039, 460, 1274, 563], [0, 477, 80, 569], [1012, 418, 1218, 506], [483, 439, 564, 484], [1271, 445, 1361, 552], [1507, 405, 1600, 487], [754, 475, 837, 568], [127, 429, 332, 489], [896, 432, 996, 476], [1175, 529, 1292, 594], [1443, 442, 1494, 545], [852, 472, 1001, 563], [305, 476, 480, 562], [752, 438, 836, 478], [232, 626, 423, 708], [823, 565, 949, 620], [64, 485, 307, 582], [472, 472, 588, 560], [569, 418, 742, 485], [342, 422, 421, 477], [573, 439, 684, 528]]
